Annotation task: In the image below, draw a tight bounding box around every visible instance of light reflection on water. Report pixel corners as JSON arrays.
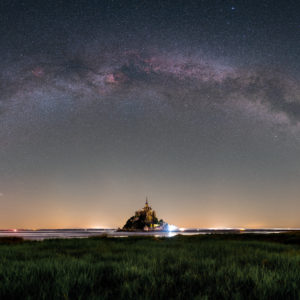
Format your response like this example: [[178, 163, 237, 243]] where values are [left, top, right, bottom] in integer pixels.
[[0, 229, 298, 240]]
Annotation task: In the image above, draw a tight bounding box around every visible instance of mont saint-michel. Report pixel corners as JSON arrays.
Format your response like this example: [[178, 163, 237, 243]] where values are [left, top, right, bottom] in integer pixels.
[[122, 199, 169, 231]]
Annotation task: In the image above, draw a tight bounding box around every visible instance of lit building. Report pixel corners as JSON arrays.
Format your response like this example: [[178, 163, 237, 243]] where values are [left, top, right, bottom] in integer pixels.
[[123, 198, 165, 231]]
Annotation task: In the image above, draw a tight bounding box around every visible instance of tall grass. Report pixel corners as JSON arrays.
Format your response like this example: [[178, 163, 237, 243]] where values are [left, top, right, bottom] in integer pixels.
[[0, 234, 300, 299]]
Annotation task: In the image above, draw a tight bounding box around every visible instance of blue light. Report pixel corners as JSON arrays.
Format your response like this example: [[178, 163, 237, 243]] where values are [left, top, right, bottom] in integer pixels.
[[167, 224, 178, 232]]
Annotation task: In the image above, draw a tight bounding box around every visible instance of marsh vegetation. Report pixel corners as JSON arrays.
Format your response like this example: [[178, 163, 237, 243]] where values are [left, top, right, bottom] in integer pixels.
[[0, 234, 300, 299]]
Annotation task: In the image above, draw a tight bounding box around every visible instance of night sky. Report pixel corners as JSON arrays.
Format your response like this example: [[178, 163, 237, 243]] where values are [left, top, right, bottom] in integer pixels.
[[1, 0, 300, 229]]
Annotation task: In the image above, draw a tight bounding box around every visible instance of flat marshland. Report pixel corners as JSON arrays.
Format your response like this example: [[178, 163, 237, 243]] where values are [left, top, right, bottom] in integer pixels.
[[0, 234, 300, 299]]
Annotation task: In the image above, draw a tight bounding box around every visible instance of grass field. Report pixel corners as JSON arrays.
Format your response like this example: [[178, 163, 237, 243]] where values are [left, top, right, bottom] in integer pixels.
[[0, 234, 300, 299]]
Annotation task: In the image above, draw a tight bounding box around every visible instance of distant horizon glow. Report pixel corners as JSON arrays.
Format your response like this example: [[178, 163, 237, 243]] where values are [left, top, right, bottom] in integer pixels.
[[2, 227, 300, 231]]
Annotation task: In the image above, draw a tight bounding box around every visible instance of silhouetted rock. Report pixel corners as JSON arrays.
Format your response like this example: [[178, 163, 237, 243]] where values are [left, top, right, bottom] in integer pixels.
[[122, 198, 167, 231]]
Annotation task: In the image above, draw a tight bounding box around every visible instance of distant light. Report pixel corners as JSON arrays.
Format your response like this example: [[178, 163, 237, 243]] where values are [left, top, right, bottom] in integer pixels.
[[90, 225, 106, 229], [167, 224, 178, 232], [13, 229, 17, 232], [231, 6, 236, 10], [179, 228, 185, 232]]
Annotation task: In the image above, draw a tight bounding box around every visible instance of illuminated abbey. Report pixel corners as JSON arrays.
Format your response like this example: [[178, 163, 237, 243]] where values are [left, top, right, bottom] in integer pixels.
[[122, 198, 166, 231]]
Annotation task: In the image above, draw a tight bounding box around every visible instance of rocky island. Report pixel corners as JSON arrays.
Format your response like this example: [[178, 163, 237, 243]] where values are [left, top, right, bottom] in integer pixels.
[[122, 199, 168, 231]]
